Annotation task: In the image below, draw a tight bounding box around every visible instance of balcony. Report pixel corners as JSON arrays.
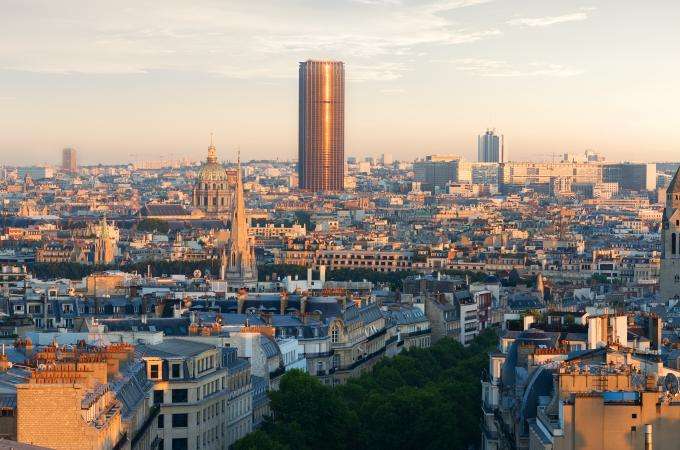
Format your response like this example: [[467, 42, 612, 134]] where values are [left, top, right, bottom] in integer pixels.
[[403, 328, 431, 338]]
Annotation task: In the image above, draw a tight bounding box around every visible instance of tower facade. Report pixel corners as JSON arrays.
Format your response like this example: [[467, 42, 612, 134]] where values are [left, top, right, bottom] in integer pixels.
[[221, 156, 257, 288], [192, 137, 236, 217], [660, 168, 680, 300], [478, 129, 503, 163], [62, 147, 77, 173], [298, 60, 345, 191]]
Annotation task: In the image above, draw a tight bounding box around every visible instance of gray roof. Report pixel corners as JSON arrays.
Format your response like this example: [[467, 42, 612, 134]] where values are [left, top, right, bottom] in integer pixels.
[[141, 338, 215, 358]]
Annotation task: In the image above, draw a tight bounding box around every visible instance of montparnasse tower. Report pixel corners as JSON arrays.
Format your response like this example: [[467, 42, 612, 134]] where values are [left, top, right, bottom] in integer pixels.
[[220, 151, 257, 288]]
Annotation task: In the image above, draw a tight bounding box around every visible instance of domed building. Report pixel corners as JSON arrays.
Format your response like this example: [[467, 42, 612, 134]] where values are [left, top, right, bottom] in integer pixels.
[[192, 137, 237, 217]]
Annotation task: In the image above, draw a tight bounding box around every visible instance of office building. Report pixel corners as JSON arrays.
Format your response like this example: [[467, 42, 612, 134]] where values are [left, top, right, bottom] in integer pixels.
[[413, 155, 469, 188], [478, 129, 503, 163], [499, 162, 602, 193], [61, 147, 77, 173], [16, 166, 53, 180], [470, 162, 500, 186], [603, 162, 657, 192], [298, 60, 345, 191]]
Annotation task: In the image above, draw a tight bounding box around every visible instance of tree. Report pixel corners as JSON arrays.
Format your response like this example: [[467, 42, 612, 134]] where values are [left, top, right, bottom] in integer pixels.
[[136, 218, 169, 233], [234, 330, 498, 450]]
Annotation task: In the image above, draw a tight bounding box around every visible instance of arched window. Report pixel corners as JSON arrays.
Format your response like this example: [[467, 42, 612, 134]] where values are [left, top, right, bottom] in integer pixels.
[[673, 233, 677, 255]]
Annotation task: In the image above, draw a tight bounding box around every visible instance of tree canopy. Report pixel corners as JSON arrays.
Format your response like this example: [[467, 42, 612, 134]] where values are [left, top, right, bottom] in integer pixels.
[[235, 330, 497, 450]]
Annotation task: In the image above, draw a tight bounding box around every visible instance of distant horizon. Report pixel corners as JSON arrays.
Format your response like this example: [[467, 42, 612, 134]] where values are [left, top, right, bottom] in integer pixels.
[[2, 148, 679, 169], [2, 1, 679, 165]]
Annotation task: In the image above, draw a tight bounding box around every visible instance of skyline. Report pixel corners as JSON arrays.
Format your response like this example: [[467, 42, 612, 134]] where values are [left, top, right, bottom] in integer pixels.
[[2, 0, 680, 165]]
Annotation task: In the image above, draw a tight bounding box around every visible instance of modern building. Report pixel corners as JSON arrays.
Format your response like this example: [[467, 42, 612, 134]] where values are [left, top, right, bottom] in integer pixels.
[[478, 129, 503, 163], [499, 161, 603, 194], [603, 162, 657, 192], [61, 147, 77, 173], [16, 166, 53, 180], [471, 162, 500, 186], [660, 167, 680, 301], [298, 60, 345, 191], [192, 137, 236, 218], [413, 155, 468, 188]]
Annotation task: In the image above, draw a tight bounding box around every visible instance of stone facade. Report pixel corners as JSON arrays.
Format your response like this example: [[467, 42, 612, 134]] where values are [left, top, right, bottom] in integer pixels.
[[660, 167, 680, 301]]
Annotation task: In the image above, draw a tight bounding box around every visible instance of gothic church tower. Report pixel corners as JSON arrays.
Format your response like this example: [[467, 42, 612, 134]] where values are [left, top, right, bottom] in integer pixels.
[[660, 167, 680, 300]]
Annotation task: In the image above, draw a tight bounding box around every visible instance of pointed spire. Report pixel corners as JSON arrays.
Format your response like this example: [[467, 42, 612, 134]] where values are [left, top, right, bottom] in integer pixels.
[[207, 133, 218, 164]]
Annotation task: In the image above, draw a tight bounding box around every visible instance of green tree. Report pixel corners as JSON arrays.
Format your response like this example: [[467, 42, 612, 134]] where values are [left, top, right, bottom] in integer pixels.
[[136, 218, 170, 233]]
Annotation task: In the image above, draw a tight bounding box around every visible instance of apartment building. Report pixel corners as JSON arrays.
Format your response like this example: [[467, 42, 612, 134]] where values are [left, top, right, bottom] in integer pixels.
[[141, 340, 246, 450]]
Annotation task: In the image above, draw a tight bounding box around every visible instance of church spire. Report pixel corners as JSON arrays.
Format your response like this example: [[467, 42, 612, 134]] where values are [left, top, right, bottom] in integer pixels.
[[221, 151, 257, 286], [207, 133, 218, 164]]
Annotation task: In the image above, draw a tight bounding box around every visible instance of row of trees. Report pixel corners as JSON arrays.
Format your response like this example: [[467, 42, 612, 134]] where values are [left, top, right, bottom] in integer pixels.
[[31, 259, 221, 280], [235, 330, 498, 450]]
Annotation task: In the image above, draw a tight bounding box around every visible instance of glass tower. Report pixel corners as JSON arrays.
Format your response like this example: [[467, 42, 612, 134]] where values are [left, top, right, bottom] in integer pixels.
[[298, 60, 345, 191]]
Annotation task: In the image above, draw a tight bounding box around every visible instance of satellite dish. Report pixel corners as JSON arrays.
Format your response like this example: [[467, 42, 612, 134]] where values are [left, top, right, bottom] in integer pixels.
[[664, 373, 679, 396]]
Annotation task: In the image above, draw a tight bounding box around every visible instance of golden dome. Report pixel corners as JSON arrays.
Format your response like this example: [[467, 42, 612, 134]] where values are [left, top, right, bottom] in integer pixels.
[[198, 140, 229, 182]]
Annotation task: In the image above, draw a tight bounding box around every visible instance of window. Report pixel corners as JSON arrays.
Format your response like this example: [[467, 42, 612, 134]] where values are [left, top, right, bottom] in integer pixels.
[[157, 414, 164, 429], [171, 413, 188, 428], [153, 389, 163, 404], [673, 233, 677, 255], [331, 327, 339, 343], [631, 426, 637, 432], [171, 363, 181, 379], [149, 363, 160, 379], [172, 389, 188, 404], [632, 413, 637, 419], [171, 438, 188, 450]]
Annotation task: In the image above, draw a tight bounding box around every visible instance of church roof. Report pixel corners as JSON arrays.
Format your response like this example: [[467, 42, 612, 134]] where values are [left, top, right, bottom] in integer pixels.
[[668, 167, 680, 194], [198, 137, 230, 181]]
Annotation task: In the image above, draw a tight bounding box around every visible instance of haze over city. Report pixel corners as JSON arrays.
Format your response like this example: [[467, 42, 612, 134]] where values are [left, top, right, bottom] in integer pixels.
[[2, 0, 679, 165]]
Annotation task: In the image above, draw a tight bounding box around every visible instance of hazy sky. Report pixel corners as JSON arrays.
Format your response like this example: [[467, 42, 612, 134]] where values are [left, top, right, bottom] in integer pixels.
[[1, 0, 679, 165]]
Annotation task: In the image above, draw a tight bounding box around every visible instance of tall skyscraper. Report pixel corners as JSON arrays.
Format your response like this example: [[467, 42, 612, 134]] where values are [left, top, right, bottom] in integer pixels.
[[61, 147, 77, 173], [477, 129, 503, 163], [298, 60, 345, 191]]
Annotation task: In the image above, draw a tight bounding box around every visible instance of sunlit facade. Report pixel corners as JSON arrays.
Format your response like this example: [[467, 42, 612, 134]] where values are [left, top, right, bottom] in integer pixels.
[[298, 60, 345, 191]]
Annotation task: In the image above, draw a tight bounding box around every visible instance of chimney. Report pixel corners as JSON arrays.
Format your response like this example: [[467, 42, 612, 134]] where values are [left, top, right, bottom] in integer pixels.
[[644, 424, 653, 450], [319, 265, 326, 283], [307, 267, 312, 286], [280, 290, 289, 315], [300, 294, 308, 316]]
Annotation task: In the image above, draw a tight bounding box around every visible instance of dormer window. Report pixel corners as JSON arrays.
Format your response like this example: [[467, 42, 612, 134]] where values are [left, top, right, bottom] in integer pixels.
[[149, 363, 160, 380], [171, 362, 181, 379]]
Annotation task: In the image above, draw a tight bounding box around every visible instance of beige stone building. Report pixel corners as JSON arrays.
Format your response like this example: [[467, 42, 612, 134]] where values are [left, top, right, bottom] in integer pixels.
[[9, 343, 158, 450], [481, 326, 680, 450], [660, 167, 680, 301], [141, 339, 252, 450]]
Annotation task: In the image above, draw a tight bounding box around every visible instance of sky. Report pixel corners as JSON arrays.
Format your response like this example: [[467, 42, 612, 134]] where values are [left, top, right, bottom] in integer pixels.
[[1, 0, 679, 166]]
